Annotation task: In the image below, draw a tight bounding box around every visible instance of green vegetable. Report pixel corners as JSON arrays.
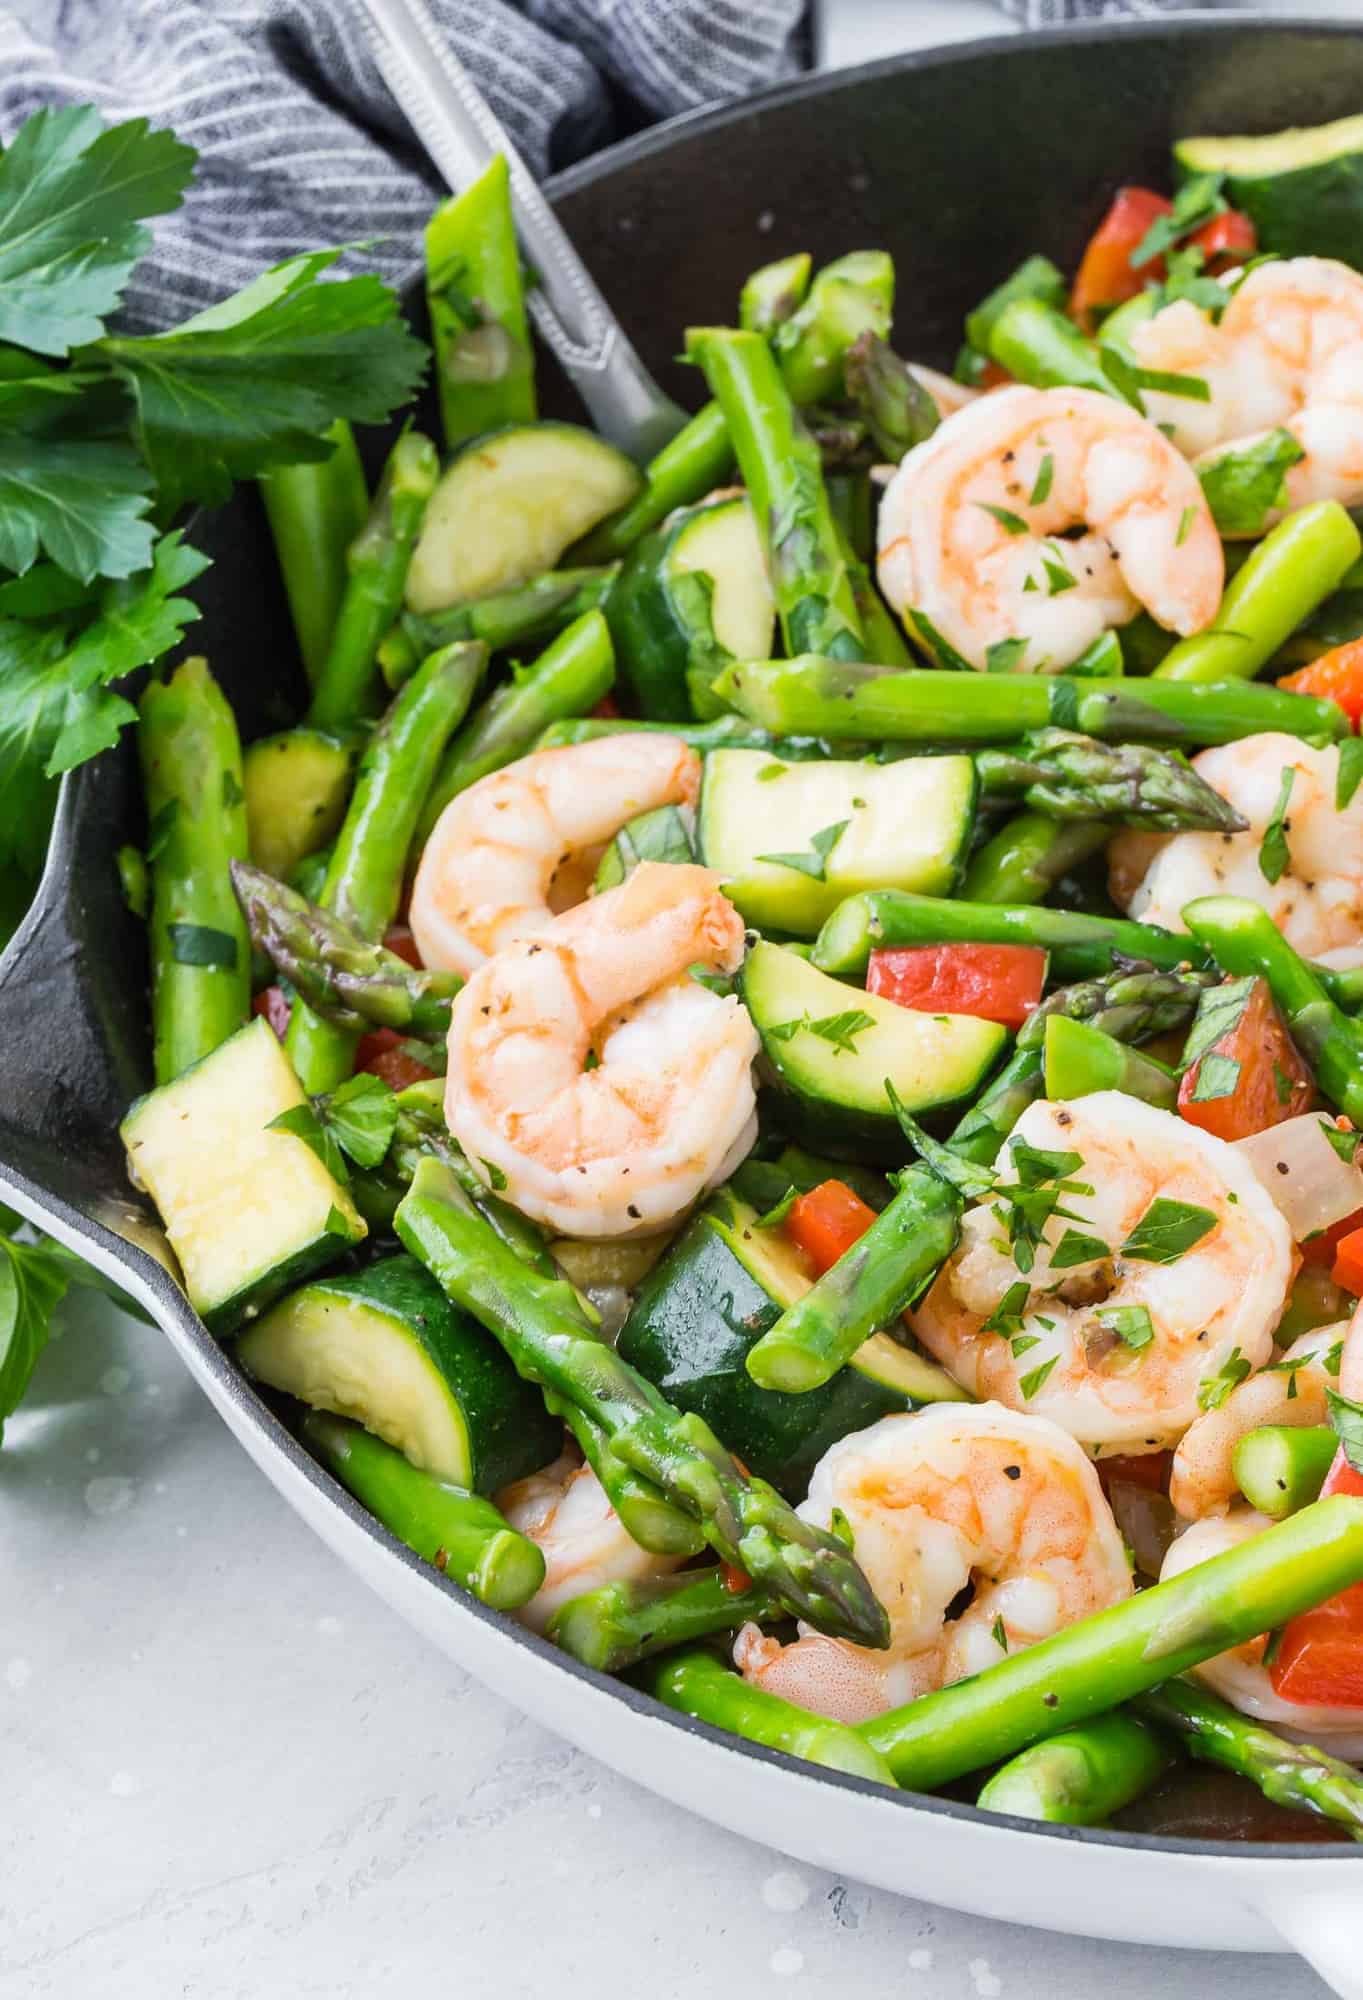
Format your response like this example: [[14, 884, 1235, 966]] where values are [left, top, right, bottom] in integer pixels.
[[1155, 502, 1362, 683], [139, 655, 250, 1084], [964, 255, 1068, 354], [233, 861, 460, 1038], [973, 730, 1247, 832], [1133, 1677, 1363, 1837], [306, 430, 440, 730], [685, 326, 865, 661], [286, 641, 485, 1093], [1183, 895, 1363, 1126], [813, 889, 1207, 984], [549, 1568, 775, 1673], [976, 1713, 1172, 1825], [1199, 430, 1305, 540], [414, 609, 614, 850], [1233, 1424, 1339, 1519], [594, 803, 695, 892], [1043, 1013, 1178, 1109], [424, 155, 535, 453], [394, 1157, 889, 1645], [572, 404, 735, 563], [241, 728, 357, 882], [770, 251, 895, 406], [381, 567, 618, 688], [843, 332, 938, 461], [739, 251, 813, 335], [302, 1411, 545, 1611], [960, 815, 1111, 906], [859, 1497, 1363, 1788], [1175, 115, 1363, 268], [258, 420, 368, 684], [985, 297, 1116, 400], [646, 1647, 897, 1784], [714, 657, 1350, 749]]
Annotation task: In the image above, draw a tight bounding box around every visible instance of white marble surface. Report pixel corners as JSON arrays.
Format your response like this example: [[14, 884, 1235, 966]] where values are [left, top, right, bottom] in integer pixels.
[[0, 1296, 1336, 1998]]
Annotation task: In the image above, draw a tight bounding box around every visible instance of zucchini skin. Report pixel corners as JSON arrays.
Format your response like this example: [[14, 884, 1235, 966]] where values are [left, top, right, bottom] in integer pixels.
[[617, 1205, 908, 1499], [1176, 126, 1363, 268], [607, 521, 696, 720]]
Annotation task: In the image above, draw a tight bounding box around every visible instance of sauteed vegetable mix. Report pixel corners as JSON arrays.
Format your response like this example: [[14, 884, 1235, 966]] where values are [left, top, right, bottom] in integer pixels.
[[97, 107, 1363, 1840]]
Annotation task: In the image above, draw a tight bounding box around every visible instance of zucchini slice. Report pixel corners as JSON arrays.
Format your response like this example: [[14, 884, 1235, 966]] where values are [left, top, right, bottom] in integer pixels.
[[243, 728, 357, 881], [1175, 114, 1363, 266], [702, 747, 976, 934], [406, 423, 643, 615], [121, 1017, 366, 1336], [618, 1184, 966, 1498], [238, 1255, 560, 1490], [741, 940, 1006, 1154], [607, 496, 776, 721]]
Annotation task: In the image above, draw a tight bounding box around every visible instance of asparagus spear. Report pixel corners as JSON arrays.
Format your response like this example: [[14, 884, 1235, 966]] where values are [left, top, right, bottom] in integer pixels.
[[843, 331, 939, 461], [974, 730, 1248, 831], [378, 568, 618, 688], [307, 431, 441, 730], [1042, 1013, 1178, 1108], [946, 1048, 1046, 1169], [258, 419, 368, 684], [394, 1157, 889, 1645], [985, 296, 1118, 401], [535, 714, 845, 760], [413, 609, 615, 851], [138, 656, 251, 1085], [1233, 1425, 1339, 1519], [859, 1496, 1363, 1788], [1132, 1679, 1363, 1837], [301, 1410, 545, 1611], [1182, 894, 1363, 1124], [233, 860, 461, 1037], [573, 405, 735, 563], [831, 510, 911, 667], [286, 641, 486, 1093], [1155, 502, 1362, 683], [744, 1166, 961, 1394], [686, 326, 865, 660], [976, 1712, 1172, 1825], [964, 254, 1068, 354], [713, 658, 1350, 748], [549, 1567, 775, 1672], [739, 251, 813, 335], [813, 889, 1209, 983], [770, 251, 895, 406], [559, 1402, 706, 1559], [425, 155, 535, 454], [961, 815, 1112, 906], [646, 1647, 897, 1784]]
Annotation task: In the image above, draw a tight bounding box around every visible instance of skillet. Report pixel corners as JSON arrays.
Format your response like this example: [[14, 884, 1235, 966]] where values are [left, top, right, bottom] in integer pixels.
[[3, 16, 1363, 1985]]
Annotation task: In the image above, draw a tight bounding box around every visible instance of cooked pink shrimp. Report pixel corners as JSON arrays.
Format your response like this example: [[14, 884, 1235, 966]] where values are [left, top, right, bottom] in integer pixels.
[[875, 385, 1222, 672], [498, 1451, 684, 1633], [1161, 1509, 1363, 1760], [410, 734, 701, 975], [1109, 734, 1363, 958], [1169, 1324, 1348, 1520], [910, 1093, 1294, 1453], [1132, 257, 1363, 522], [443, 862, 758, 1238], [734, 1405, 1131, 1725]]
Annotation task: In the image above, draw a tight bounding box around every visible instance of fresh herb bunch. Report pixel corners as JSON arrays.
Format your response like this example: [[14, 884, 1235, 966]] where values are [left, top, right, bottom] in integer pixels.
[[0, 105, 427, 887]]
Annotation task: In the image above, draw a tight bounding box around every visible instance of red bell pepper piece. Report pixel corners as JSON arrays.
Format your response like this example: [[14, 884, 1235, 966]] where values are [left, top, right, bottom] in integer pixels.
[[784, 1179, 877, 1279], [1269, 1449, 1363, 1709], [866, 943, 1047, 1031], [1279, 641, 1363, 729], [355, 1027, 436, 1092], [1177, 977, 1315, 1144]]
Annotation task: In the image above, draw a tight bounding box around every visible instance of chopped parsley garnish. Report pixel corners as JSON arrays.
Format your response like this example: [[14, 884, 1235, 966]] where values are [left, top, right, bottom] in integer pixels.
[[1181, 977, 1253, 1072], [985, 637, 1029, 675], [1175, 504, 1197, 548], [979, 503, 1029, 536], [1327, 1386, 1363, 1477], [982, 1278, 1030, 1338], [267, 1101, 346, 1182], [1258, 764, 1295, 886], [1041, 550, 1077, 596], [1319, 1119, 1359, 1167], [1049, 1228, 1111, 1270], [1198, 429, 1304, 538], [886, 1084, 1000, 1200], [167, 921, 238, 970], [992, 1617, 1009, 1652], [1338, 736, 1363, 812], [756, 1186, 799, 1230], [1130, 172, 1227, 268], [1011, 1334, 1040, 1358], [1120, 1197, 1218, 1265], [756, 762, 787, 782], [1273, 1063, 1294, 1106], [757, 817, 849, 881], [1188, 1052, 1241, 1103], [320, 1071, 398, 1170], [1019, 1354, 1059, 1400], [767, 1007, 875, 1054], [1095, 1303, 1155, 1353], [1029, 453, 1054, 507], [1197, 1345, 1252, 1412]]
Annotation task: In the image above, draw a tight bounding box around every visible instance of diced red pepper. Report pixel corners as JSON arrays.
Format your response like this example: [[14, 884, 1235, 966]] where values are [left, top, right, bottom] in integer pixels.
[[1333, 1225, 1363, 1298], [976, 358, 1014, 390], [1279, 641, 1363, 729], [1069, 187, 1171, 329], [866, 943, 1047, 1031], [1097, 1450, 1172, 1498], [1177, 977, 1315, 1143], [1302, 1203, 1363, 1269], [784, 1179, 877, 1279], [1190, 207, 1258, 269], [1270, 1448, 1363, 1709], [355, 1027, 436, 1092], [720, 1562, 753, 1595], [383, 924, 422, 968], [591, 694, 620, 720], [252, 984, 292, 1041]]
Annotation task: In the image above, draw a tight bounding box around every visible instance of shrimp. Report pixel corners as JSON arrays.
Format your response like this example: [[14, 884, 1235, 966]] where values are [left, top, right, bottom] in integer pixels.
[[498, 1451, 684, 1634], [875, 385, 1222, 673], [909, 1092, 1294, 1453], [410, 734, 701, 976], [734, 1405, 1131, 1725], [1169, 1324, 1348, 1520], [1109, 734, 1363, 959], [907, 362, 981, 420], [1131, 258, 1363, 522], [443, 861, 759, 1238], [1160, 1509, 1363, 1760]]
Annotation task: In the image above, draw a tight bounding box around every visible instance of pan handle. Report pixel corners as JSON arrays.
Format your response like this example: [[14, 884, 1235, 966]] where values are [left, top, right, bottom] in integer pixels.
[[1263, 1886, 1363, 1998]]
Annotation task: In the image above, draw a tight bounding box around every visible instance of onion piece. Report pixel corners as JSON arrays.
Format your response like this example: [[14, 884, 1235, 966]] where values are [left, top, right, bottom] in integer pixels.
[[1236, 1113, 1363, 1245]]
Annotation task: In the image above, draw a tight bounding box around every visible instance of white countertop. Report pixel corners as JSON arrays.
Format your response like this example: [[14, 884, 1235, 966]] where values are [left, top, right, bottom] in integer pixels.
[[1, 1296, 1335, 1997]]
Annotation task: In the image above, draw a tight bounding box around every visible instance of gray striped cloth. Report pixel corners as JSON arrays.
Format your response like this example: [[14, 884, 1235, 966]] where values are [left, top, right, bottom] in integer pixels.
[[0, 0, 1177, 330]]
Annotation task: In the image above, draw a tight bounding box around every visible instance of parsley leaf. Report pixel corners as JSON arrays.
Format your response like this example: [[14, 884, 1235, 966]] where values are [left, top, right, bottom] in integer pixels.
[[266, 1101, 347, 1183], [1199, 430, 1305, 538], [1131, 173, 1227, 268], [1095, 1303, 1154, 1352], [320, 1072, 398, 1170], [1327, 1386, 1363, 1478], [98, 247, 429, 514], [167, 922, 237, 969], [1181, 977, 1254, 1072], [982, 1278, 1031, 1338], [992, 1616, 1009, 1652], [985, 637, 1029, 675], [756, 1186, 799, 1231], [1120, 1197, 1218, 1264], [1050, 1227, 1111, 1270], [1198, 1345, 1252, 1412], [1175, 504, 1197, 548], [1338, 736, 1363, 812], [886, 1082, 998, 1201], [1019, 1354, 1059, 1400], [1030, 453, 1054, 507], [0, 428, 155, 584], [756, 818, 849, 882], [1189, 1052, 1241, 1103], [0, 1223, 69, 1441], [0, 108, 195, 356], [1259, 764, 1295, 886], [979, 503, 1028, 535], [807, 1009, 876, 1054], [1041, 549, 1077, 596], [1319, 1119, 1359, 1167]]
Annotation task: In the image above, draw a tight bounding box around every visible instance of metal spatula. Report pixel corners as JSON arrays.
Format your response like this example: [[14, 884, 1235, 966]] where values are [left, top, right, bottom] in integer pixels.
[[350, 0, 688, 460]]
